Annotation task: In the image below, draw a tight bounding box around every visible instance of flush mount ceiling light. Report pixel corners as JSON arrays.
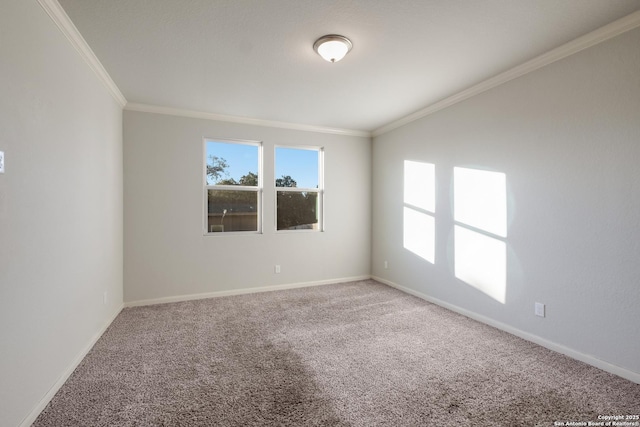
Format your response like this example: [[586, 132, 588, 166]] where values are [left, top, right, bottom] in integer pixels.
[[313, 35, 352, 63]]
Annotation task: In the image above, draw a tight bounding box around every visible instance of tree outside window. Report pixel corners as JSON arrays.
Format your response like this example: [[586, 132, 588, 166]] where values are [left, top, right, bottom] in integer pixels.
[[205, 140, 261, 233], [275, 147, 323, 231]]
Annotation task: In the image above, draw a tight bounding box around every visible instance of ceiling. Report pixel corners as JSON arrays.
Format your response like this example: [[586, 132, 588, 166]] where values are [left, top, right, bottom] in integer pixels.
[[58, 0, 640, 133]]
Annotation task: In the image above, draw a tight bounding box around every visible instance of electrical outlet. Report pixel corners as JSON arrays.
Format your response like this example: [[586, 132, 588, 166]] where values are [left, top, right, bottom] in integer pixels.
[[0, 151, 4, 173], [103, 291, 108, 305], [275, 265, 281, 274], [384, 260, 388, 269], [535, 302, 545, 317]]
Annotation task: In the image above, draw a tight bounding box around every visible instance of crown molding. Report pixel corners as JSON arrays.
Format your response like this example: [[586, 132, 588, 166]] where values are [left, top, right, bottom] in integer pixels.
[[37, 0, 127, 107], [124, 103, 372, 138], [373, 10, 640, 137], [38, 0, 639, 137]]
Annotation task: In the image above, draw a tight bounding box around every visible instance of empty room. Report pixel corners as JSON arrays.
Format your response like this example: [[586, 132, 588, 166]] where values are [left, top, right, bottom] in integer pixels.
[[1, 0, 640, 426]]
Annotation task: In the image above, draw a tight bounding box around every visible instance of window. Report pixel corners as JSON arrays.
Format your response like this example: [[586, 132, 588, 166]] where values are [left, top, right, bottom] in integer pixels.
[[275, 146, 323, 231], [204, 139, 262, 233], [453, 167, 507, 303], [403, 161, 436, 264]]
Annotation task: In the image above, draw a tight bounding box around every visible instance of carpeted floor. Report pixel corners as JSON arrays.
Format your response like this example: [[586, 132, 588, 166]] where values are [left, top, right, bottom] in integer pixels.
[[34, 280, 640, 426]]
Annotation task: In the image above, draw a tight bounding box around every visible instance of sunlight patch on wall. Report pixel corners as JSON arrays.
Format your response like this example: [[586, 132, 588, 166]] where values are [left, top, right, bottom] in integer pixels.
[[403, 161, 435, 264], [454, 167, 506, 237], [454, 167, 507, 304], [404, 207, 435, 264], [404, 161, 435, 212], [454, 226, 506, 304]]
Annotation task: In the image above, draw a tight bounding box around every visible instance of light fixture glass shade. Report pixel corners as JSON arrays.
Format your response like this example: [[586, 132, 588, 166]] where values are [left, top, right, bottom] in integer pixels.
[[313, 35, 352, 63]]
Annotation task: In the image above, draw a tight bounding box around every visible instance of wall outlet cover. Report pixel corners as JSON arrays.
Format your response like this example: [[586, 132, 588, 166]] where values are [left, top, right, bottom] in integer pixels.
[[535, 302, 545, 317], [0, 151, 4, 173]]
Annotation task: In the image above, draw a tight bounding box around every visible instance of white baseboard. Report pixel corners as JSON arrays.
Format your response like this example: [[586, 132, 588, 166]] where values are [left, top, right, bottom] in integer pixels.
[[124, 275, 372, 307], [23, 277, 372, 425], [25, 274, 635, 427], [19, 303, 125, 427], [372, 275, 640, 385]]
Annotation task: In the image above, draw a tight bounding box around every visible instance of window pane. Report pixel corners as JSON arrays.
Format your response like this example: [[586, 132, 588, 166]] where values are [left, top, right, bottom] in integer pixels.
[[207, 190, 258, 232], [276, 191, 318, 230], [275, 147, 319, 189], [206, 141, 258, 186]]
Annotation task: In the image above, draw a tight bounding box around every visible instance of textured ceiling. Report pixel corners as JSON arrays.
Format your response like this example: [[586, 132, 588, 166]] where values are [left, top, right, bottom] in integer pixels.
[[58, 0, 640, 132]]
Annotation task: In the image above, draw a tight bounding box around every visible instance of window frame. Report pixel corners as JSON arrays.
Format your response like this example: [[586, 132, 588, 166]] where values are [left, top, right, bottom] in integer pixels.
[[274, 145, 324, 232], [203, 138, 263, 235]]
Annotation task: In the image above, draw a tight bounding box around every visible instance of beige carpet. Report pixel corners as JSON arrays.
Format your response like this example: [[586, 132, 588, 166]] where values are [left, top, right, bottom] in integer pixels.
[[34, 280, 640, 426]]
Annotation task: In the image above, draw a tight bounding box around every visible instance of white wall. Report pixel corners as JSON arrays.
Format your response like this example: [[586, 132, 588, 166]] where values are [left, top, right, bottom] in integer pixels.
[[124, 111, 371, 303], [0, 2, 123, 426], [372, 28, 640, 376]]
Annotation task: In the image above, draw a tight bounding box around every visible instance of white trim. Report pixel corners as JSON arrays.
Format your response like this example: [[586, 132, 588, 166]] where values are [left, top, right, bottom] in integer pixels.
[[372, 10, 640, 137], [372, 276, 640, 384], [37, 1, 640, 137], [19, 303, 125, 427], [125, 103, 372, 138], [17, 275, 639, 426], [37, 0, 127, 107], [276, 187, 320, 193], [124, 276, 371, 307], [274, 145, 325, 232], [203, 138, 263, 235]]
